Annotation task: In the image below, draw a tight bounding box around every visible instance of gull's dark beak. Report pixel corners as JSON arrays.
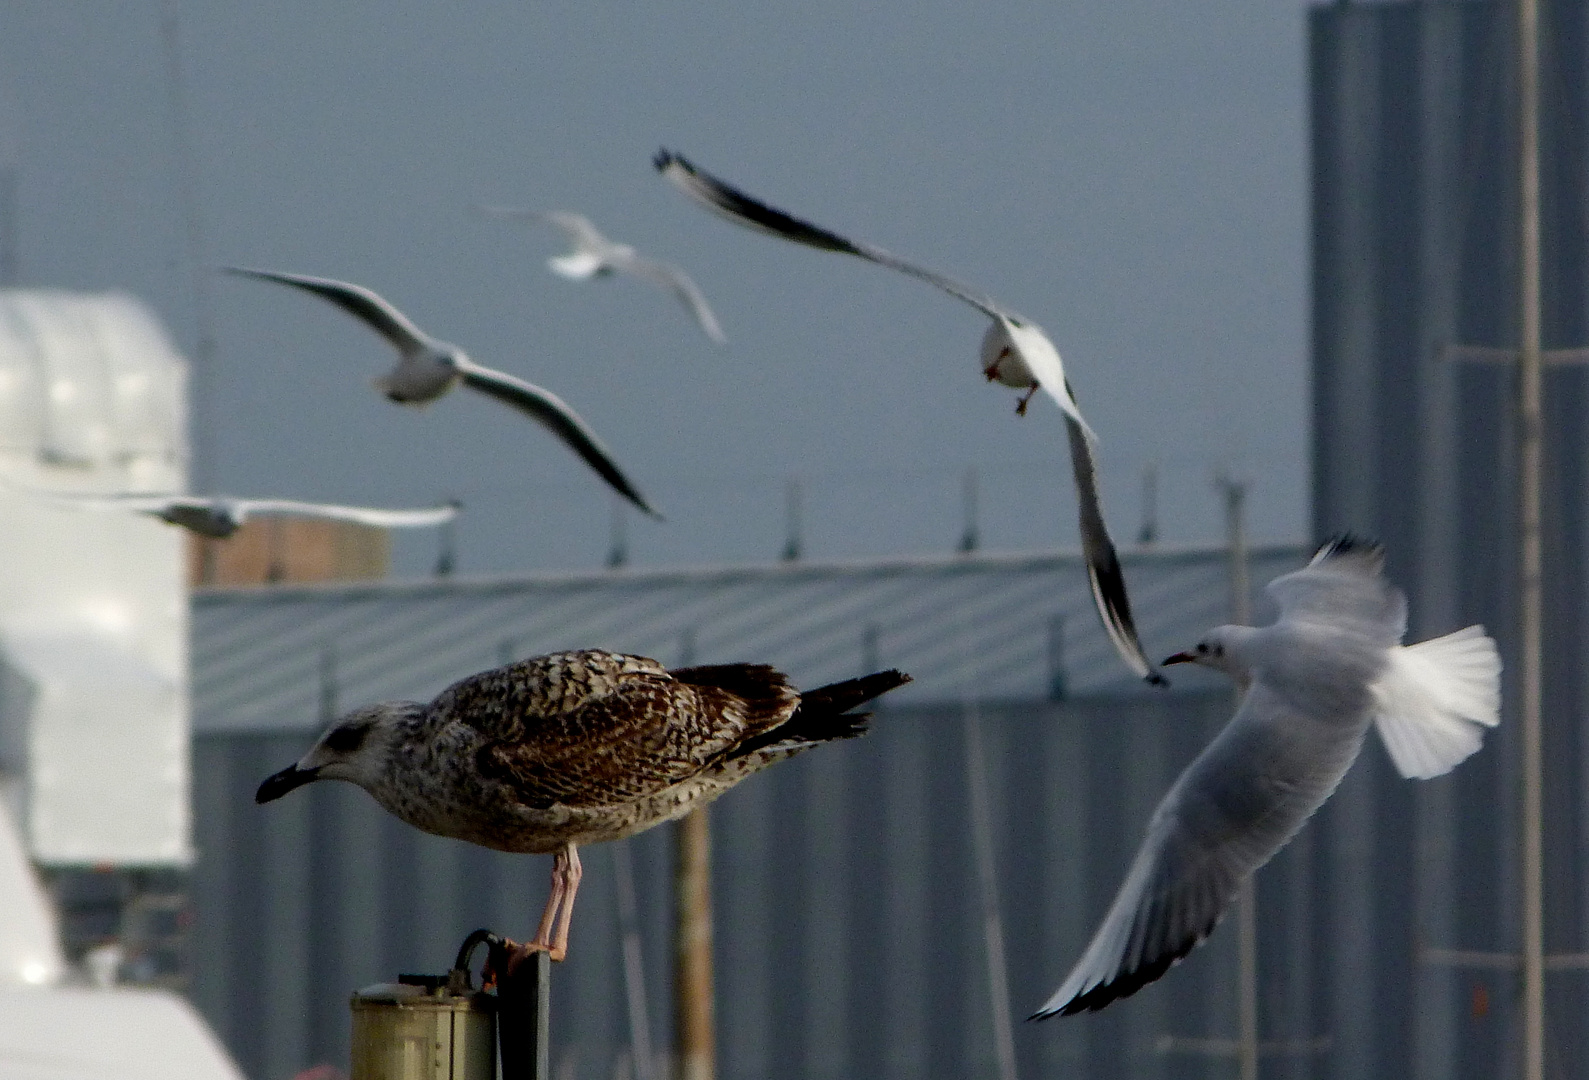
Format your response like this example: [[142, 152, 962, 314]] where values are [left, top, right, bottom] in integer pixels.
[[1162, 651, 1198, 666], [255, 763, 319, 804]]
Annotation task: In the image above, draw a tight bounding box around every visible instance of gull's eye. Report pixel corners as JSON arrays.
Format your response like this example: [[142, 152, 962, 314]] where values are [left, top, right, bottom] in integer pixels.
[[1196, 642, 1209, 655], [324, 722, 371, 754]]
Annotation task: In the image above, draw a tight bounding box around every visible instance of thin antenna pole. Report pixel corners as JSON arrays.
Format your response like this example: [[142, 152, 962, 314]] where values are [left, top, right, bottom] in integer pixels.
[[607, 496, 629, 569], [961, 632, 1019, 1080], [0, 99, 16, 285], [958, 467, 980, 553], [781, 478, 802, 562], [1219, 473, 1257, 1080], [612, 843, 655, 1080], [674, 807, 714, 1080], [159, 1, 217, 493], [1517, 0, 1545, 1074], [1137, 463, 1159, 547]]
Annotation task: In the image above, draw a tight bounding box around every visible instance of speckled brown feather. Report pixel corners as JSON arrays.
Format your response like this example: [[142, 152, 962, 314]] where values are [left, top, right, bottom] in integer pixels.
[[445, 651, 800, 810]]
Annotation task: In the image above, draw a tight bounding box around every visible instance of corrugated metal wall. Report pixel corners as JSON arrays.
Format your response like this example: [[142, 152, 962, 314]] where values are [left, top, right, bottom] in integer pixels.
[[1311, 2, 1589, 1076], [190, 690, 1332, 1080]]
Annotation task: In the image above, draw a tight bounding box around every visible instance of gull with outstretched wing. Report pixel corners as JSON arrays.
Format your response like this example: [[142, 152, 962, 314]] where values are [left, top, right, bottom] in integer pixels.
[[225, 267, 660, 517], [36, 491, 459, 539], [656, 149, 1158, 683], [1033, 537, 1501, 1017], [479, 207, 727, 345]]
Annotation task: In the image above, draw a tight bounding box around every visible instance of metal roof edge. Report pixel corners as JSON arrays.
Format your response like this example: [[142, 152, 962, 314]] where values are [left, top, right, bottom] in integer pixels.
[[192, 540, 1308, 606]]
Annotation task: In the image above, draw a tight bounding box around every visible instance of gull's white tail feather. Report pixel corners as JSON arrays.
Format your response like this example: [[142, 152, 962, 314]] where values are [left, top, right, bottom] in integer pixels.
[[1370, 625, 1501, 779]]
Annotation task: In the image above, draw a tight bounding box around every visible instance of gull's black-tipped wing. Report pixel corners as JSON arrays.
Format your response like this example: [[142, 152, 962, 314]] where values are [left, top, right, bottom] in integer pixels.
[[1032, 681, 1366, 1017], [655, 149, 1007, 319], [224, 267, 432, 354], [451, 356, 660, 518], [1064, 414, 1164, 685]]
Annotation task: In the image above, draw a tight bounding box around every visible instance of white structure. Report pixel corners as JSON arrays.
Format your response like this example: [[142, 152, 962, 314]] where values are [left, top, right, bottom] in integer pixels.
[[0, 786, 243, 1080], [0, 290, 189, 865]]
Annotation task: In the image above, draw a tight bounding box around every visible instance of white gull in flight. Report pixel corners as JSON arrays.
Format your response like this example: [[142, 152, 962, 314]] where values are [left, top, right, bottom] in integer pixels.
[[225, 267, 660, 517], [34, 492, 458, 539], [479, 207, 727, 345], [655, 149, 1161, 684], [1032, 536, 1501, 1017]]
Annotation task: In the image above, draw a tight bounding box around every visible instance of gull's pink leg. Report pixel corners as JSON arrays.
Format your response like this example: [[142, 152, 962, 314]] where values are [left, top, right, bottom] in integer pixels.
[[504, 848, 570, 974], [548, 843, 583, 961]]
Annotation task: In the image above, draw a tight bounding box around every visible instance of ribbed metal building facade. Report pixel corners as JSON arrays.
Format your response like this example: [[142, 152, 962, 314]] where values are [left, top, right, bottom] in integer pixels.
[[187, 546, 1332, 1080], [1311, 2, 1589, 1077]]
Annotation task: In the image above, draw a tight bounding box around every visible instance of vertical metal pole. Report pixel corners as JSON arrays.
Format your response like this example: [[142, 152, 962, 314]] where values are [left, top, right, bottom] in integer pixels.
[[612, 843, 655, 1080], [1137, 462, 1159, 547], [674, 808, 714, 1080], [781, 478, 803, 562], [1220, 475, 1258, 1080], [497, 950, 552, 1080], [1517, 0, 1545, 1075], [159, 1, 217, 493], [607, 496, 629, 569], [959, 467, 980, 553], [961, 683, 1019, 1080], [0, 167, 17, 286]]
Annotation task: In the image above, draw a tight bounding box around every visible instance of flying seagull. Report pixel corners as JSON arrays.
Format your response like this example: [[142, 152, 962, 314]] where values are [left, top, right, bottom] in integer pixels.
[[1032, 537, 1501, 1017], [655, 149, 1161, 684], [479, 207, 728, 345], [29, 491, 458, 539], [257, 649, 910, 963], [225, 267, 660, 517]]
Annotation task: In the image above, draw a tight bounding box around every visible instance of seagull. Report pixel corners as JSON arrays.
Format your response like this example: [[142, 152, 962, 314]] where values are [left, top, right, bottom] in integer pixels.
[[1032, 537, 1501, 1017], [224, 267, 660, 517], [655, 149, 1161, 684], [478, 207, 728, 345], [256, 649, 910, 963], [27, 491, 459, 539]]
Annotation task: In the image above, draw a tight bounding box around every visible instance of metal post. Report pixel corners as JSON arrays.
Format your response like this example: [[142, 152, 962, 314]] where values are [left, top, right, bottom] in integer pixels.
[[159, 1, 217, 493], [961, 684, 1019, 1080], [1517, 0, 1545, 1073], [607, 496, 629, 569], [781, 478, 803, 562], [1137, 463, 1159, 547], [958, 467, 980, 553], [1220, 474, 1257, 1080], [612, 844, 654, 1080], [674, 808, 714, 1080], [497, 950, 551, 1080]]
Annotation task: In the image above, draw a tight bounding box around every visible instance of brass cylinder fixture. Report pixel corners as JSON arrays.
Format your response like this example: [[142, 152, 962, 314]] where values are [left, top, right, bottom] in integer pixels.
[[350, 977, 496, 1080]]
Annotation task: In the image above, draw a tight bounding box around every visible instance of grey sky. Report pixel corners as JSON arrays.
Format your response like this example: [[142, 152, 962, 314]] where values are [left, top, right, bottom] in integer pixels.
[[0, 2, 1307, 577]]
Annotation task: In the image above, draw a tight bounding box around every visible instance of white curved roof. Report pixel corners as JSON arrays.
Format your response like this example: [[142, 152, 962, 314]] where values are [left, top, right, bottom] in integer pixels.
[[0, 291, 186, 472]]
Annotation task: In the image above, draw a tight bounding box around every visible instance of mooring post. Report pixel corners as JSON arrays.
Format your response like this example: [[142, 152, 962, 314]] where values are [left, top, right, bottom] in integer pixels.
[[496, 947, 551, 1080]]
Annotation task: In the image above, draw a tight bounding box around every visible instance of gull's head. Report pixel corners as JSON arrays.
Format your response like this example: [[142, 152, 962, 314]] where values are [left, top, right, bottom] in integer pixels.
[[255, 701, 422, 804], [1164, 625, 1255, 679]]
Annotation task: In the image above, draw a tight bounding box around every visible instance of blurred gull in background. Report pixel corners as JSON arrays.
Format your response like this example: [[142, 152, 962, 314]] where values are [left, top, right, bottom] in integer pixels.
[[224, 267, 661, 517], [479, 206, 728, 346], [32, 491, 459, 539]]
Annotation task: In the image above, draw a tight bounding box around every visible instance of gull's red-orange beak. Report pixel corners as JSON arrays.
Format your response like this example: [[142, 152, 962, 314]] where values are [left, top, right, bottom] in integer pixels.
[[1162, 651, 1198, 666]]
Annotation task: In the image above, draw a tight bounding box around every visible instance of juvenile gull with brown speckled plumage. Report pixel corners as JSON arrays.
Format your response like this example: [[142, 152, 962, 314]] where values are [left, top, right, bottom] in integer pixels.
[[257, 649, 909, 960]]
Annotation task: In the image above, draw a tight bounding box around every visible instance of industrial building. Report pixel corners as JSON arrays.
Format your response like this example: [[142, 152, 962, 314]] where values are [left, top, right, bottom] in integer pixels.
[[1311, 2, 1589, 1077]]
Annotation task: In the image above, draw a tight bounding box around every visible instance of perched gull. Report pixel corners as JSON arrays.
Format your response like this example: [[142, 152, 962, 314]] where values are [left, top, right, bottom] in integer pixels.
[[479, 207, 728, 345], [257, 649, 910, 962], [225, 267, 660, 517], [1032, 537, 1501, 1017], [28, 491, 457, 539], [655, 149, 1161, 684]]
